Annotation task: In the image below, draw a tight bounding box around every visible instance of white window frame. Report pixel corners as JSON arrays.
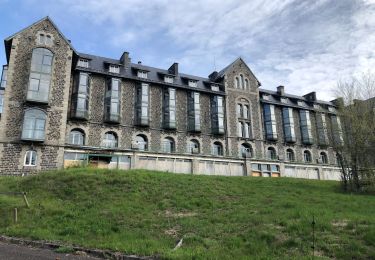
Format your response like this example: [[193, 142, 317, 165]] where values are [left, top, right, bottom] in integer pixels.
[[24, 150, 37, 166], [78, 59, 89, 68], [109, 64, 120, 74], [188, 80, 198, 88], [137, 70, 148, 79], [164, 75, 174, 83]]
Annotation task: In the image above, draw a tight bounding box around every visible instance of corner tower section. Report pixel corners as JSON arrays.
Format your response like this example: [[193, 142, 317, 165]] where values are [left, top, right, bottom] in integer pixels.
[[0, 17, 75, 174]]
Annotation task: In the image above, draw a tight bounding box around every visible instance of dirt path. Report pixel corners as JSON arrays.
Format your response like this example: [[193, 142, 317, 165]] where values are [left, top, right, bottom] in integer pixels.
[[0, 241, 102, 260]]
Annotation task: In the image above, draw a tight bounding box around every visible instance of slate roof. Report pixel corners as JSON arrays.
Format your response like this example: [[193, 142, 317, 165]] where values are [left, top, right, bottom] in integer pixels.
[[77, 52, 225, 95], [259, 88, 337, 111]]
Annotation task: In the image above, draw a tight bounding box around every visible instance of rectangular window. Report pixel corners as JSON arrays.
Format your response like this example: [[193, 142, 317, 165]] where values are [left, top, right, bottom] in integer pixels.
[[238, 122, 243, 137], [137, 70, 148, 79], [282, 107, 296, 142], [243, 105, 249, 119], [264, 104, 278, 141], [299, 110, 314, 144], [237, 104, 242, 117], [78, 59, 89, 68], [1, 65, 8, 88], [211, 96, 225, 134], [188, 80, 197, 88], [316, 113, 329, 145], [164, 75, 174, 83], [104, 78, 121, 123], [328, 106, 336, 112], [109, 64, 120, 74], [188, 92, 200, 132], [331, 115, 344, 146], [71, 73, 90, 119], [163, 88, 176, 129], [244, 122, 250, 138], [136, 83, 149, 126], [211, 85, 219, 91]]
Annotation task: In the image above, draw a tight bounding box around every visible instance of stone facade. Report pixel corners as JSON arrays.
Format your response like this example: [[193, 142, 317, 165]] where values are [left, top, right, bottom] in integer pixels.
[[0, 17, 342, 180]]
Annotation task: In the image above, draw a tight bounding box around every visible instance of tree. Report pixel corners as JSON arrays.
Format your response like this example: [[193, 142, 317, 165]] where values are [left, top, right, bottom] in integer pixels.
[[334, 73, 375, 193]]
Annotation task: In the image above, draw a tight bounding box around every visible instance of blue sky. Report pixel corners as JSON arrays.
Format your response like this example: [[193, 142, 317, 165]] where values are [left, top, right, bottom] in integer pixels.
[[1, 0, 374, 100]]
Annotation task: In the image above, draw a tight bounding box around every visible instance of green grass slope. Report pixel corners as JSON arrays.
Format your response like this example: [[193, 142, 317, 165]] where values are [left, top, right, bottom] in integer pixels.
[[0, 168, 374, 259]]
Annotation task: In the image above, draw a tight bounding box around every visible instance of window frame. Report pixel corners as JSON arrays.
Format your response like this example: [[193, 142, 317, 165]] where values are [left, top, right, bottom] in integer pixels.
[[69, 129, 85, 145], [21, 108, 47, 141], [212, 141, 223, 156], [303, 150, 312, 163], [162, 137, 175, 153], [135, 134, 148, 151], [103, 132, 118, 148], [24, 150, 37, 166], [27, 48, 54, 103]]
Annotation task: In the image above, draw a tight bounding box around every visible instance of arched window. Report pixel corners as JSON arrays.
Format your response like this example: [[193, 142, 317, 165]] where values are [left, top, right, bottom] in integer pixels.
[[303, 150, 312, 163], [187, 139, 200, 154], [103, 132, 118, 148], [21, 109, 47, 141], [286, 148, 295, 162], [245, 79, 249, 89], [27, 48, 53, 102], [320, 152, 328, 164], [24, 150, 37, 166], [135, 134, 148, 151], [267, 147, 277, 160], [240, 74, 244, 89], [212, 141, 223, 156], [235, 77, 240, 88], [69, 129, 85, 145], [240, 143, 252, 158], [162, 137, 175, 153]]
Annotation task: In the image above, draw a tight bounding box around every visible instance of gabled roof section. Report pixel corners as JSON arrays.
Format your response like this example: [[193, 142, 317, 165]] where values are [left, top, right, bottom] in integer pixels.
[[216, 57, 261, 86], [4, 16, 77, 62]]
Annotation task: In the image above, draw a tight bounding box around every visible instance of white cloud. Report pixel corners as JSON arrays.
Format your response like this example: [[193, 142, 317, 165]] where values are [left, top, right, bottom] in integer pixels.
[[30, 0, 375, 101]]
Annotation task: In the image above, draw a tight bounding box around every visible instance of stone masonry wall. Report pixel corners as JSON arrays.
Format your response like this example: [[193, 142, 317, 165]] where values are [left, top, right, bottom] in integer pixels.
[[0, 18, 73, 174]]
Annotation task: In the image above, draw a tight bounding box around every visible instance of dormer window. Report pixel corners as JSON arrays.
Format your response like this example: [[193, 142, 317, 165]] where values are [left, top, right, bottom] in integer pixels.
[[78, 59, 89, 68], [262, 94, 269, 101], [297, 100, 305, 106], [314, 104, 321, 110], [328, 106, 336, 112], [137, 70, 148, 79], [281, 97, 288, 104], [109, 64, 120, 74], [211, 85, 219, 91], [188, 80, 197, 88], [164, 75, 174, 83]]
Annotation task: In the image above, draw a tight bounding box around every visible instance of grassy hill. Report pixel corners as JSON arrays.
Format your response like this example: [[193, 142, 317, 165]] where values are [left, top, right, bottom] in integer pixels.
[[0, 168, 374, 259]]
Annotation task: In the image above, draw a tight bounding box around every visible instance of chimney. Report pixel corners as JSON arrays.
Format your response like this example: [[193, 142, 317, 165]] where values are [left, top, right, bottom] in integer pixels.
[[209, 71, 218, 81], [277, 85, 285, 96], [330, 97, 344, 107], [303, 91, 317, 102], [168, 62, 178, 76], [138, 61, 142, 64], [120, 51, 131, 66]]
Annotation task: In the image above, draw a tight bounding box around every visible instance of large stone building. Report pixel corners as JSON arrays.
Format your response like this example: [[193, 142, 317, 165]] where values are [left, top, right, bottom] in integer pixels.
[[0, 17, 343, 179]]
